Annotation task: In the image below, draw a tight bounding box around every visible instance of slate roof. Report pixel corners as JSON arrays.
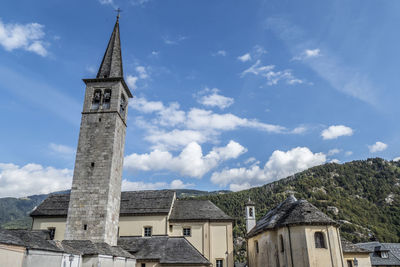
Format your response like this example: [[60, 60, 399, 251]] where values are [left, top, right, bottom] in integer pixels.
[[0, 229, 62, 252], [356, 242, 400, 266], [341, 239, 371, 254], [31, 190, 176, 217], [169, 199, 233, 222], [61, 240, 133, 258], [247, 195, 337, 238], [118, 236, 210, 265]]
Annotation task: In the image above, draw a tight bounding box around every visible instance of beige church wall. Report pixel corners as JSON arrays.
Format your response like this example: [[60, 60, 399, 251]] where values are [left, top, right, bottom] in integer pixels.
[[0, 244, 24, 267], [276, 226, 309, 267], [119, 215, 167, 236], [304, 225, 344, 267], [210, 222, 234, 267], [31, 217, 67, 240], [169, 222, 205, 254], [248, 230, 280, 267], [343, 253, 372, 267], [22, 249, 63, 267], [136, 261, 159, 267]]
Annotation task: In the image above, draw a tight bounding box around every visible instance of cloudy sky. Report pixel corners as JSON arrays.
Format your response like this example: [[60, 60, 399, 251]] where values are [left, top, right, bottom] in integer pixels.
[[1, 0, 400, 197]]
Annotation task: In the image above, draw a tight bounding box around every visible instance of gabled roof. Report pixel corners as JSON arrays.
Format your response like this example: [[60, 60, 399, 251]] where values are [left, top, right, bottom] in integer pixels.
[[247, 195, 337, 238], [341, 239, 371, 254], [356, 242, 400, 266], [169, 199, 233, 222], [0, 229, 62, 253], [31, 190, 176, 217], [118, 236, 210, 265]]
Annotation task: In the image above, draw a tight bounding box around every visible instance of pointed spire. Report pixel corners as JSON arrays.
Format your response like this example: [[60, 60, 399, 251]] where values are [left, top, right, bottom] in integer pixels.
[[97, 17, 123, 79]]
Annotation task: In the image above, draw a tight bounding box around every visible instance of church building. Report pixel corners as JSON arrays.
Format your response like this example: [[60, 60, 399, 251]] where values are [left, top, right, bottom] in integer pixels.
[[28, 15, 234, 267]]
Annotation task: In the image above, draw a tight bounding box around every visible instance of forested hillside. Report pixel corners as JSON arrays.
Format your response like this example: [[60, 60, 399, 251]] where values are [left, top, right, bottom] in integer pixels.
[[194, 158, 400, 261]]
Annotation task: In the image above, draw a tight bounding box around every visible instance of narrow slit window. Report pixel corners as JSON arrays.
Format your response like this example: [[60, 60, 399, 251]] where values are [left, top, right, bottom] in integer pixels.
[[48, 227, 56, 240], [314, 232, 326, 248], [83, 224, 88, 230], [249, 207, 253, 217], [280, 235, 284, 253], [120, 94, 126, 117]]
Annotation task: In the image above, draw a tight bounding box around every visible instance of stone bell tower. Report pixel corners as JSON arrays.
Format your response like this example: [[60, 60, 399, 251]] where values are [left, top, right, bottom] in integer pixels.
[[245, 198, 256, 233], [64, 15, 132, 245]]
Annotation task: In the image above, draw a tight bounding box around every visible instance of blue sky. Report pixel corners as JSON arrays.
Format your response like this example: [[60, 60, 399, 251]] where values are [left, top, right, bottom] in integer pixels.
[[1, 0, 400, 197]]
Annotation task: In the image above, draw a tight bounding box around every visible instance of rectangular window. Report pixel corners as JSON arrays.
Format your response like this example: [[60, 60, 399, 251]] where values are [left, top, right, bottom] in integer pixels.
[[169, 225, 173, 232], [144, 227, 152, 237], [183, 227, 191, 237], [48, 227, 55, 240], [255, 241, 259, 253], [216, 259, 223, 267], [141, 263, 146, 267], [347, 260, 353, 267]]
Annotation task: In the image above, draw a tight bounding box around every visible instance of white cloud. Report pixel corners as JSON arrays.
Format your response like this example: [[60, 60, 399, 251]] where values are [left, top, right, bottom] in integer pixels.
[[49, 143, 75, 158], [126, 75, 138, 90], [135, 66, 149, 79], [321, 125, 353, 140], [393, 157, 400, 162], [131, 0, 152, 6], [163, 35, 187, 45], [241, 60, 303, 85], [368, 141, 387, 153], [330, 159, 340, 163], [291, 126, 307, 134], [151, 51, 159, 56], [328, 148, 341, 156], [98, 0, 114, 4], [196, 88, 234, 109], [0, 19, 48, 56], [129, 97, 164, 113], [238, 53, 251, 62], [211, 147, 326, 191], [124, 141, 247, 178], [0, 163, 72, 197], [345, 151, 353, 156], [121, 179, 193, 191], [292, 48, 321, 61], [144, 129, 209, 150], [213, 50, 227, 57], [86, 66, 96, 74]]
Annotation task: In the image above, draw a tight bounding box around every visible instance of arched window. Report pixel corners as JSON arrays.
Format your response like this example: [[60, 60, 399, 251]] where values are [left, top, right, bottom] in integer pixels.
[[280, 235, 284, 253], [103, 89, 111, 109], [314, 232, 326, 248], [249, 207, 253, 217], [120, 94, 126, 117], [92, 89, 102, 110]]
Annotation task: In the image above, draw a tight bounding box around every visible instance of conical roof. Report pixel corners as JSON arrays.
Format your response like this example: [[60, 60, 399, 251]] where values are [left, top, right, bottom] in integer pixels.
[[97, 17, 123, 79], [247, 196, 337, 238]]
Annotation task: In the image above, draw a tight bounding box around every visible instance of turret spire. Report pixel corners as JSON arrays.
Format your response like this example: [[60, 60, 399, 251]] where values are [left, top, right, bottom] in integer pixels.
[[97, 16, 123, 79]]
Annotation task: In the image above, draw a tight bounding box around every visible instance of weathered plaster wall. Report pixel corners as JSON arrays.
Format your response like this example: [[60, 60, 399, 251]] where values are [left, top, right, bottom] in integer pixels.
[[119, 215, 167, 236], [0, 244, 24, 267], [343, 253, 372, 267], [32, 217, 66, 240]]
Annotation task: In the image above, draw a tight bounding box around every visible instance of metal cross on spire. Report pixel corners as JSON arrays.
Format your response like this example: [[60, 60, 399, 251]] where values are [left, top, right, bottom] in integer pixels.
[[115, 8, 122, 20]]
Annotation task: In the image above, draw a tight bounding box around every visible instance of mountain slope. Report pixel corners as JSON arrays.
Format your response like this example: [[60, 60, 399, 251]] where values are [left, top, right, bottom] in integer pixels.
[[193, 158, 400, 260]]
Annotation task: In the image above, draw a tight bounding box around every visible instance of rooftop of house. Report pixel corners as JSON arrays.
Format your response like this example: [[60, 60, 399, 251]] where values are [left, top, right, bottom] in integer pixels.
[[341, 239, 371, 254], [356, 242, 400, 266], [247, 195, 337, 238], [0, 229, 134, 258], [0, 229, 62, 253], [30, 190, 233, 222], [169, 199, 233, 222], [118, 236, 210, 265]]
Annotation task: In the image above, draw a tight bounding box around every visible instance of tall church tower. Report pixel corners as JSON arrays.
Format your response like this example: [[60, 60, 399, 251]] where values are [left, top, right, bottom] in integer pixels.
[[245, 198, 256, 233], [64, 16, 132, 246]]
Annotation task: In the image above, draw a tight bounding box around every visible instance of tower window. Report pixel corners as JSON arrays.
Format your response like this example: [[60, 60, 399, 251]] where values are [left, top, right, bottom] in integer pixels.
[[249, 207, 253, 217], [141, 264, 146, 267], [255, 241, 259, 253], [103, 89, 111, 109], [280, 235, 284, 253], [120, 94, 127, 117], [216, 259, 223, 267], [91, 162, 95, 167], [183, 227, 191, 237], [144, 227, 152, 237], [169, 225, 173, 232], [48, 227, 56, 240], [84, 224, 88, 230], [92, 89, 102, 110], [314, 232, 326, 248]]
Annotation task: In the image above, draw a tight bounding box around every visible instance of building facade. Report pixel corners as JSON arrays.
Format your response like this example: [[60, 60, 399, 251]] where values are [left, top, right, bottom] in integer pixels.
[[31, 190, 234, 267], [64, 15, 132, 246], [246, 195, 350, 267]]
